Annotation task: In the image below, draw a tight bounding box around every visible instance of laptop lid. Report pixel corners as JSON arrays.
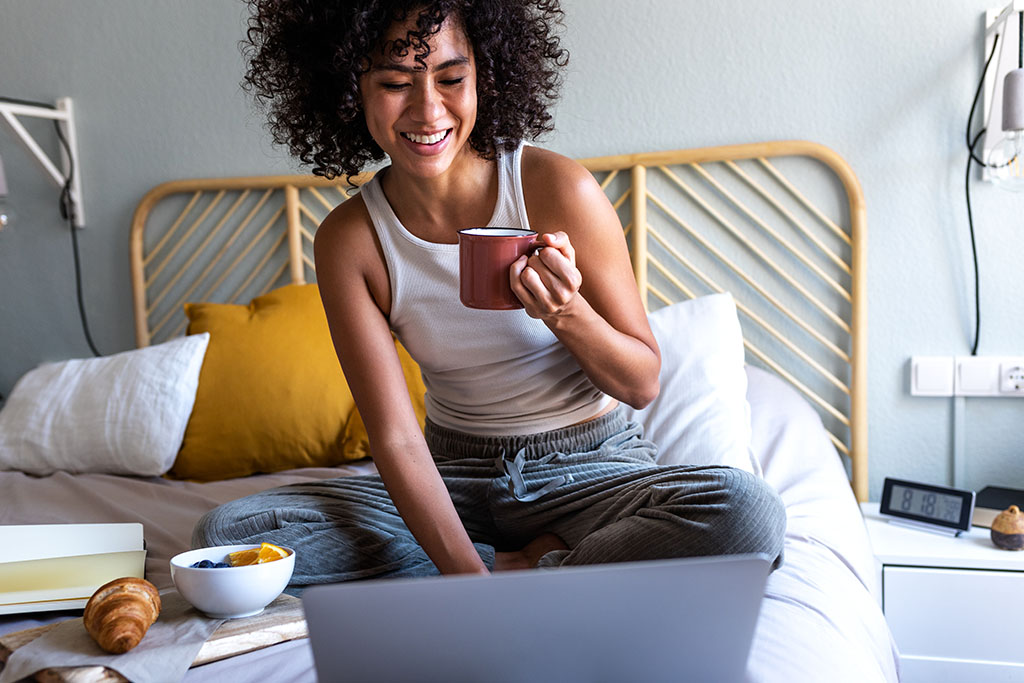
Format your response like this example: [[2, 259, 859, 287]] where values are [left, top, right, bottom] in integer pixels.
[[302, 553, 771, 683]]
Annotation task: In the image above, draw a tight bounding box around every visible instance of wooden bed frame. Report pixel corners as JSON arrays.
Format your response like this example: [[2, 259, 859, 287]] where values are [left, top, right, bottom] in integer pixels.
[[129, 140, 867, 500]]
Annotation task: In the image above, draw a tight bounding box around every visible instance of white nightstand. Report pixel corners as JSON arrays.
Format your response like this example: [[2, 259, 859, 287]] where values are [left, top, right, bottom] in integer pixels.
[[861, 502, 1024, 681]]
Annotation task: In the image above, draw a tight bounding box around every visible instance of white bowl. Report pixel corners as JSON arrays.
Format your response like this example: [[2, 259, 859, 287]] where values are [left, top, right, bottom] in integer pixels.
[[170, 544, 295, 619]]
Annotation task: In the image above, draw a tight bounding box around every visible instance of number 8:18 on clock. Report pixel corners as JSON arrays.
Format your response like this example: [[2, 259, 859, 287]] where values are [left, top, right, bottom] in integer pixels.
[[879, 477, 976, 535], [895, 485, 960, 522]]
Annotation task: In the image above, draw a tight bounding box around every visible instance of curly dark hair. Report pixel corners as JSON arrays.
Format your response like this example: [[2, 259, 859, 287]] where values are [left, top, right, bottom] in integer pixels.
[[241, 0, 569, 180]]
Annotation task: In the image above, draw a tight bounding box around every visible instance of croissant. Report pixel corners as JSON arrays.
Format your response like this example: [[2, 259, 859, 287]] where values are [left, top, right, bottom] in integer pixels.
[[83, 577, 162, 654]]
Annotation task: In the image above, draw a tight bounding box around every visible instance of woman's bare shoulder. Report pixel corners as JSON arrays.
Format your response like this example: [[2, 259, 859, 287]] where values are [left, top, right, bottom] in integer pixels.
[[521, 146, 596, 191], [520, 146, 615, 235], [315, 191, 373, 252], [521, 146, 608, 217]]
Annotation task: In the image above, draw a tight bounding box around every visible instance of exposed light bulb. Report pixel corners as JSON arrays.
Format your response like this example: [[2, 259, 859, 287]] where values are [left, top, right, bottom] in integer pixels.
[[987, 133, 1024, 191], [0, 154, 8, 231], [0, 196, 11, 232], [988, 131, 1024, 192]]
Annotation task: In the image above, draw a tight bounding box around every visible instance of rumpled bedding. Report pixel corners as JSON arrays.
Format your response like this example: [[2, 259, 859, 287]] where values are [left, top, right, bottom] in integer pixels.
[[0, 368, 898, 682]]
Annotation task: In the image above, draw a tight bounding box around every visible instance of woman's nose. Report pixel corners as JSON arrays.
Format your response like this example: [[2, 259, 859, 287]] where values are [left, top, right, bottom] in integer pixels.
[[409, 82, 444, 122]]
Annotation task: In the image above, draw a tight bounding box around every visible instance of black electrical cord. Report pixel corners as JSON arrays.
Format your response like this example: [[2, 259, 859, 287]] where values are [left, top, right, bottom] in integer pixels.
[[965, 34, 1013, 167], [965, 130, 985, 356], [53, 119, 101, 357], [0, 95, 102, 356], [963, 16, 1024, 356], [964, 33, 1003, 356]]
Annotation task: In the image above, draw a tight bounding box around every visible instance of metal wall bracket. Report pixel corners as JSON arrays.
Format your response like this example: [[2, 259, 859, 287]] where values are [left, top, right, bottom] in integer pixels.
[[0, 97, 84, 227]]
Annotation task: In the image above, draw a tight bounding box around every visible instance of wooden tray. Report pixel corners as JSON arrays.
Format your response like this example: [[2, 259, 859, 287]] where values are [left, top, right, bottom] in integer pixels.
[[0, 594, 307, 682]]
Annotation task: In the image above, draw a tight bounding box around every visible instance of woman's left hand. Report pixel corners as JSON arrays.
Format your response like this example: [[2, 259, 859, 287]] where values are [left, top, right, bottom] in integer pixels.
[[510, 231, 584, 319]]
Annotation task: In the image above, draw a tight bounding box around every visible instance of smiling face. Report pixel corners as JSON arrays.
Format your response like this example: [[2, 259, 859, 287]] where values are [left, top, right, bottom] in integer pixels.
[[360, 15, 478, 181]]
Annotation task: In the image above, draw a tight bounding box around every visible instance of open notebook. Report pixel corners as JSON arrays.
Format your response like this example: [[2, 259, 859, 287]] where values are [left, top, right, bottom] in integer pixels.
[[0, 524, 145, 615]]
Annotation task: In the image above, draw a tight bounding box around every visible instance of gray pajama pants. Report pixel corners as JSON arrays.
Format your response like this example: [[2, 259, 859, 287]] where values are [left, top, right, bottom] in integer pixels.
[[193, 407, 786, 587]]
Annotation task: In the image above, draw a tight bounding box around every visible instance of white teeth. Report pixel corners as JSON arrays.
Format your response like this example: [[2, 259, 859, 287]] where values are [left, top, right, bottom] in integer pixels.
[[403, 130, 449, 145]]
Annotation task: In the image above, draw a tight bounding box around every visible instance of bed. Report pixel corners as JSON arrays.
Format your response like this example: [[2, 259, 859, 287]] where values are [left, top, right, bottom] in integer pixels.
[[0, 140, 900, 682]]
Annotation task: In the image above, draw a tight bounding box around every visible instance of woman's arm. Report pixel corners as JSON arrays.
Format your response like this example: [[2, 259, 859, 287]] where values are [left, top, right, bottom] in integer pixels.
[[513, 148, 661, 409], [314, 200, 488, 576]]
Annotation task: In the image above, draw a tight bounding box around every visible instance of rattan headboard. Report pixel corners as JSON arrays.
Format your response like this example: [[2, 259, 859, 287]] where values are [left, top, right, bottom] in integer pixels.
[[130, 140, 866, 500]]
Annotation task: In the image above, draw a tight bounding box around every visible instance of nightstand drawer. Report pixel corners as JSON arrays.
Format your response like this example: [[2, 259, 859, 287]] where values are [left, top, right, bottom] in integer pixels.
[[884, 565, 1024, 662]]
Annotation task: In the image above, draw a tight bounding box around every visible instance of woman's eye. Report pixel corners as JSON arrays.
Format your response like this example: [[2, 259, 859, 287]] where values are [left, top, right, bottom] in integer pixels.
[[440, 77, 464, 86], [381, 82, 410, 91]]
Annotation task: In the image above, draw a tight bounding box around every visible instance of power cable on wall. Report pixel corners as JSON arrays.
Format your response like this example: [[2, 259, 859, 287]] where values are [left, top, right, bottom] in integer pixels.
[[0, 95, 102, 357], [964, 27, 1021, 356], [953, 20, 1023, 490], [963, 36, 999, 356]]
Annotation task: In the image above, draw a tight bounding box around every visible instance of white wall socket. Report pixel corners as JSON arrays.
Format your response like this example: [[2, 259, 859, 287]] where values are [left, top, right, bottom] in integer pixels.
[[910, 356, 1024, 397], [1001, 363, 1024, 393]]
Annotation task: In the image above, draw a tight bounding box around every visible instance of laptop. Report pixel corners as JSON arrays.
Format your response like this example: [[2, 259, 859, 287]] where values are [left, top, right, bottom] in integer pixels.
[[302, 553, 771, 683]]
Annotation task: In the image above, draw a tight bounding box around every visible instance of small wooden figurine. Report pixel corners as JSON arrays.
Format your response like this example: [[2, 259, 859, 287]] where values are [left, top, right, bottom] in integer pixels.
[[991, 505, 1024, 550]]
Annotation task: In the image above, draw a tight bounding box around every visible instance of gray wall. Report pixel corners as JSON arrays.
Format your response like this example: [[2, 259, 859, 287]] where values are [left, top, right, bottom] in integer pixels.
[[1, 1, 1022, 500]]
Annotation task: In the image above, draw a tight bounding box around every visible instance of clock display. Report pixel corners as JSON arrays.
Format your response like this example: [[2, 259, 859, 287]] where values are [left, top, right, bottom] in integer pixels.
[[879, 477, 975, 533], [889, 484, 962, 523]]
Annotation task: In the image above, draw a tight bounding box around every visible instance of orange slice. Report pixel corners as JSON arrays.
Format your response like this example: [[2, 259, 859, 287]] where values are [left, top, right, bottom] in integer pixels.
[[227, 542, 288, 566], [227, 547, 260, 567], [256, 542, 289, 564]]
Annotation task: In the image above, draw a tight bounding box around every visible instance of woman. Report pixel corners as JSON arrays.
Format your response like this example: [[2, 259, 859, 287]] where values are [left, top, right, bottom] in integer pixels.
[[194, 0, 785, 585]]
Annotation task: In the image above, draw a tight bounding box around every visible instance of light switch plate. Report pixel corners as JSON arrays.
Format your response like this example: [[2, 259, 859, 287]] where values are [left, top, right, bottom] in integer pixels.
[[955, 356, 1001, 395], [909, 356, 1024, 397], [910, 356, 954, 396]]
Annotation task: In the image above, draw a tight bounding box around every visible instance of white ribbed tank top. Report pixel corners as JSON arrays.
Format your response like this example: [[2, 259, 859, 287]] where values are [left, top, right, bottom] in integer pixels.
[[359, 143, 611, 435]]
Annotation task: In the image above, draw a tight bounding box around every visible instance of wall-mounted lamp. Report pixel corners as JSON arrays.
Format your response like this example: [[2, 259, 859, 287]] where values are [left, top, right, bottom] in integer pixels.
[[982, 2, 1024, 191], [0, 153, 10, 231], [0, 97, 83, 226]]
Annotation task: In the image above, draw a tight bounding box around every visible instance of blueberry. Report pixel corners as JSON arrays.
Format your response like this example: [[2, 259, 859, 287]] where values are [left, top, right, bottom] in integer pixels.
[[213, 562, 231, 568]]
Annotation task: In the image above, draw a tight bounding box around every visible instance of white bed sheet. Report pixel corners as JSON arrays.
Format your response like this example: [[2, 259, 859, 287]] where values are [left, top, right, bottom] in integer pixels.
[[0, 368, 899, 682], [745, 366, 899, 682]]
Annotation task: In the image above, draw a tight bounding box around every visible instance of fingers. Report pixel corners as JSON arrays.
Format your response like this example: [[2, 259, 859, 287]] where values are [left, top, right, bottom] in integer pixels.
[[509, 256, 535, 313], [509, 237, 582, 316], [537, 231, 575, 267], [528, 247, 582, 295]]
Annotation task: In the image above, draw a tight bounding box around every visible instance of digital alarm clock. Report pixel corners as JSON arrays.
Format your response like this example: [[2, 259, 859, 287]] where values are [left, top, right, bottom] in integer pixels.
[[879, 477, 976, 536]]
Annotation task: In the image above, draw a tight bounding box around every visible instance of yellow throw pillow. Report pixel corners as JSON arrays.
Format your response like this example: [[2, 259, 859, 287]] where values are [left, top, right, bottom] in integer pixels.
[[171, 284, 356, 480]]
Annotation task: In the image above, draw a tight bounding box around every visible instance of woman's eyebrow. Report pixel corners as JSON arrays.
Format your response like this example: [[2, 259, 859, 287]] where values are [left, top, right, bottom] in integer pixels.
[[372, 57, 470, 73]]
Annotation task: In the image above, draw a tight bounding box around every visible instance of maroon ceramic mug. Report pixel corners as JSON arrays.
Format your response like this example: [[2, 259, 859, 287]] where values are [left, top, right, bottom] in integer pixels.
[[457, 227, 539, 310]]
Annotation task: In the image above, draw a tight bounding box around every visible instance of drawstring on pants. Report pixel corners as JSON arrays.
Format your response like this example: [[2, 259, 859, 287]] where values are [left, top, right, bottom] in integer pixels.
[[496, 448, 574, 502]]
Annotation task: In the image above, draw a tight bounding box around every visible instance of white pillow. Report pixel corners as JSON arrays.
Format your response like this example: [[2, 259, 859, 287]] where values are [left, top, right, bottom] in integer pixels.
[[622, 293, 759, 474], [0, 333, 210, 476]]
